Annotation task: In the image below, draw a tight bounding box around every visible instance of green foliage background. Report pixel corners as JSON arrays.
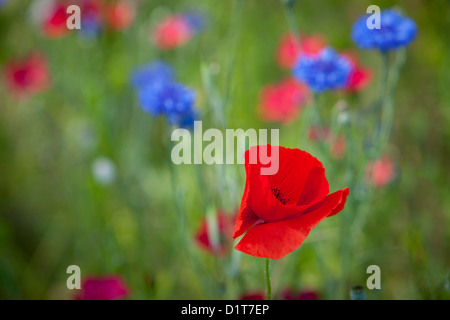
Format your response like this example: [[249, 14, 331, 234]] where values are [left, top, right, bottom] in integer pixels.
[[0, 0, 449, 299]]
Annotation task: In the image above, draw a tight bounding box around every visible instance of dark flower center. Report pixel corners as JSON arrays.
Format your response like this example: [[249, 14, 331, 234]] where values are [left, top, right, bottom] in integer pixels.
[[13, 69, 31, 86], [271, 187, 289, 205]]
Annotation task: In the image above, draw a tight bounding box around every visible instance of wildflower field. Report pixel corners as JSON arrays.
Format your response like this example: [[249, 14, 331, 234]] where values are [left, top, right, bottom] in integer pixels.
[[0, 0, 449, 301]]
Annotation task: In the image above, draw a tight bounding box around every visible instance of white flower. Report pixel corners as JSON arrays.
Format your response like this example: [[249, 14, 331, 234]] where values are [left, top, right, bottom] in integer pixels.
[[91, 157, 116, 185]]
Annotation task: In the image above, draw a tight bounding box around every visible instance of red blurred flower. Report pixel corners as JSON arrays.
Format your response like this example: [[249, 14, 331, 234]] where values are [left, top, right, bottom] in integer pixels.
[[276, 33, 327, 69], [40, 0, 134, 38], [152, 15, 193, 50], [195, 211, 235, 256], [341, 51, 373, 92], [308, 126, 331, 142], [233, 145, 349, 259], [281, 288, 320, 300], [365, 155, 395, 188], [42, 1, 70, 39], [75, 275, 129, 300], [82, 0, 102, 21], [3, 52, 51, 97], [239, 291, 265, 300], [240, 288, 319, 300], [258, 78, 310, 123], [104, 1, 135, 31], [329, 134, 346, 160], [308, 126, 347, 160]]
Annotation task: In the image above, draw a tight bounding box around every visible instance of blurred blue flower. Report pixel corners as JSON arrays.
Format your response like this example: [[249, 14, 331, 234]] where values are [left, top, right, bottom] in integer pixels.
[[0, 0, 8, 7], [183, 11, 207, 32], [176, 108, 198, 130], [131, 60, 198, 128], [138, 80, 197, 128], [292, 47, 353, 93], [352, 9, 417, 52], [76, 0, 104, 39], [80, 15, 103, 38], [131, 61, 174, 90]]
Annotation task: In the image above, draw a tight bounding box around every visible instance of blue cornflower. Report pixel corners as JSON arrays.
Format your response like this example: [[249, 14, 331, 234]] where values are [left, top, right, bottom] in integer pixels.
[[292, 47, 353, 93], [176, 108, 198, 130], [138, 81, 197, 128], [131, 61, 174, 90], [352, 9, 417, 52], [79, 15, 102, 38], [183, 11, 207, 32], [76, 0, 103, 39], [131, 60, 198, 128]]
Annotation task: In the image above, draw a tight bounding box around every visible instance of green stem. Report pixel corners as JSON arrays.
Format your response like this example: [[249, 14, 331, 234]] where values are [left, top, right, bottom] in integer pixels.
[[340, 49, 406, 298], [201, 63, 226, 128], [311, 93, 328, 157], [223, 0, 245, 114], [167, 128, 214, 296], [311, 93, 321, 124], [282, 0, 302, 47], [265, 258, 271, 300], [378, 49, 406, 154], [376, 51, 390, 155], [167, 129, 186, 243]]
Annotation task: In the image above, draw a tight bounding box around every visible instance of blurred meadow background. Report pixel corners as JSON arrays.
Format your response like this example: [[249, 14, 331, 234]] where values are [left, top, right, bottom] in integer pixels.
[[0, 0, 449, 300]]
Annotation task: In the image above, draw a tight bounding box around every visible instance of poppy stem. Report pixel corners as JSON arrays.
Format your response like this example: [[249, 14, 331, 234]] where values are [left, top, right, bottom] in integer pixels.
[[265, 258, 272, 300]]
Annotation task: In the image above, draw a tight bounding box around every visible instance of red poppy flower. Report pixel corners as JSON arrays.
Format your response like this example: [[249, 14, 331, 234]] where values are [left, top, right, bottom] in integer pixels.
[[258, 78, 310, 123], [233, 145, 349, 260], [152, 15, 193, 50], [276, 33, 327, 69], [195, 211, 235, 256], [365, 155, 395, 188], [341, 51, 373, 92], [75, 275, 129, 300], [81, 0, 102, 22], [42, 1, 71, 39], [104, 1, 135, 31], [239, 291, 265, 300], [3, 52, 51, 97], [280, 288, 320, 300]]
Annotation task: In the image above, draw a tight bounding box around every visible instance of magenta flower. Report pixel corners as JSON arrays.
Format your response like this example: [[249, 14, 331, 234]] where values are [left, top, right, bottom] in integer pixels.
[[75, 275, 129, 300], [280, 288, 320, 300]]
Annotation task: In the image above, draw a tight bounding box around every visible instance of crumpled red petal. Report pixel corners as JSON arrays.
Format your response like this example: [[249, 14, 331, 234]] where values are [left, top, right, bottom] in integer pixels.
[[234, 187, 349, 259]]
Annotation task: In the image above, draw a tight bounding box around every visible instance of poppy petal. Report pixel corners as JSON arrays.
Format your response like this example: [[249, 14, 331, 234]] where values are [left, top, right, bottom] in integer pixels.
[[298, 187, 349, 220], [235, 145, 302, 228], [235, 219, 307, 260], [233, 206, 259, 239], [267, 146, 329, 208], [235, 187, 349, 259], [240, 146, 330, 222]]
